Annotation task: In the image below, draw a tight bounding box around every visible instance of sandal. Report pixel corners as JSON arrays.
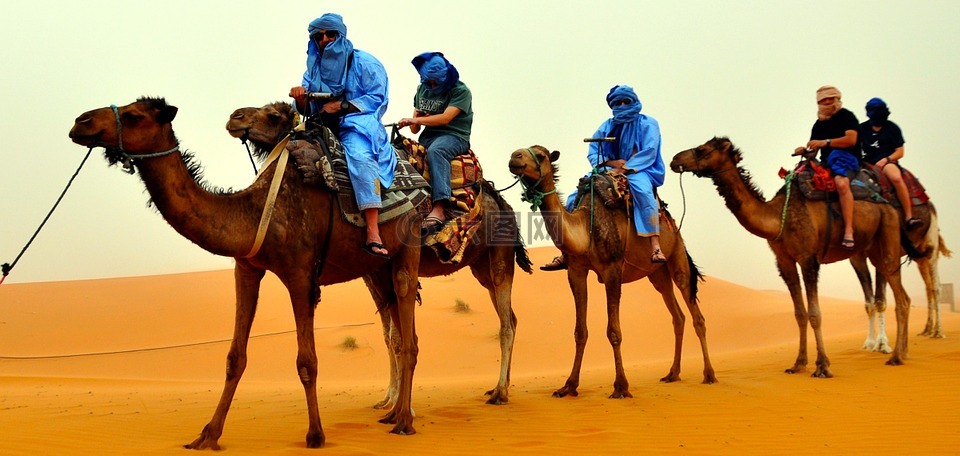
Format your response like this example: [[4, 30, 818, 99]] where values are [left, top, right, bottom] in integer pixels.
[[650, 248, 667, 263], [906, 217, 924, 230], [362, 241, 390, 258], [421, 216, 447, 236], [540, 255, 567, 271], [840, 238, 855, 250]]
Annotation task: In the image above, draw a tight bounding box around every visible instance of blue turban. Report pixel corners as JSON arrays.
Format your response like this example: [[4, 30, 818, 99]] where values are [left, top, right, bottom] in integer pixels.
[[865, 97, 890, 126], [605, 85, 645, 160], [412, 52, 459, 93], [302, 13, 354, 96]]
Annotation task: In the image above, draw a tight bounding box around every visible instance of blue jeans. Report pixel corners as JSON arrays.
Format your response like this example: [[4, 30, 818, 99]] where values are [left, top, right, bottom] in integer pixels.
[[420, 135, 470, 203]]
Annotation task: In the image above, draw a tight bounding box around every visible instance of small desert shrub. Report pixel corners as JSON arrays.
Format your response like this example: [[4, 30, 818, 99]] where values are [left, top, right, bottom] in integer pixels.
[[454, 298, 471, 313], [341, 336, 359, 350]]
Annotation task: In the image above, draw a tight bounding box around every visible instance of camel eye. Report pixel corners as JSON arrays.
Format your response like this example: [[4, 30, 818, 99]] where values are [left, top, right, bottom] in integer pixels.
[[267, 112, 281, 122], [120, 111, 143, 125]]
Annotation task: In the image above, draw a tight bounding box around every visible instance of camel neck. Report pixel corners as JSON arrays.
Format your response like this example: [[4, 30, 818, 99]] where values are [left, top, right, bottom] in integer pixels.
[[710, 167, 783, 240], [135, 151, 257, 257], [531, 179, 591, 255]]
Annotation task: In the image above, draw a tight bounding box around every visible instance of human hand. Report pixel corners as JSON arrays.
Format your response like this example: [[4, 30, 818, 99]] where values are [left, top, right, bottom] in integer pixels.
[[289, 86, 306, 100], [397, 118, 418, 128], [321, 100, 342, 114]]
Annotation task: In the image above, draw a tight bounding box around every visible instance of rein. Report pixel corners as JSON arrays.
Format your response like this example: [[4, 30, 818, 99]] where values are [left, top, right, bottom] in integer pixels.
[[110, 105, 180, 174], [242, 130, 295, 258], [517, 148, 556, 212]]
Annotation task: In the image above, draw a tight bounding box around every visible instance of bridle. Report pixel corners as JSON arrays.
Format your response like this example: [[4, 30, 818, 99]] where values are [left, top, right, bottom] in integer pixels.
[[516, 147, 556, 212], [110, 104, 180, 174]]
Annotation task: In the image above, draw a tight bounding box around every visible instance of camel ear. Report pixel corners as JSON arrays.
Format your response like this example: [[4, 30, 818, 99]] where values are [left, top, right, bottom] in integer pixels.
[[157, 105, 178, 124], [550, 150, 560, 162]]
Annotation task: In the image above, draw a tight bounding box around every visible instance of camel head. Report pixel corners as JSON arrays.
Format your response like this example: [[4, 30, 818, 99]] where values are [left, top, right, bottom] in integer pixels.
[[69, 97, 179, 166], [669, 136, 742, 178], [508, 145, 560, 188], [225, 102, 296, 158]]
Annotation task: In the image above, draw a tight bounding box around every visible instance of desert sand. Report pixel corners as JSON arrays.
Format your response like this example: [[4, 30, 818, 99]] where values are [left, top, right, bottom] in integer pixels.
[[0, 247, 957, 455]]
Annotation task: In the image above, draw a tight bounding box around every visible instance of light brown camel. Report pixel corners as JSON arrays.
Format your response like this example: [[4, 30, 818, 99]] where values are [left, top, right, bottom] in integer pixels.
[[850, 194, 951, 352], [507, 146, 716, 399], [69, 97, 422, 449], [670, 137, 922, 376], [226, 101, 533, 405]]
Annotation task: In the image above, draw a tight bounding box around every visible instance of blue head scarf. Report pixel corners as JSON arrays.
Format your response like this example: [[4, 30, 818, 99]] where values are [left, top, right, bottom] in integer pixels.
[[865, 97, 890, 126], [411, 52, 459, 93], [302, 13, 354, 96], [605, 85, 644, 160]]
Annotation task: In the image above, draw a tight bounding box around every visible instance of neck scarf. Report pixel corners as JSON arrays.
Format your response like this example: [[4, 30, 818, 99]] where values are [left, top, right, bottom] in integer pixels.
[[605, 85, 644, 160], [303, 13, 354, 96], [816, 85, 843, 121], [865, 97, 890, 126], [412, 52, 459, 94]]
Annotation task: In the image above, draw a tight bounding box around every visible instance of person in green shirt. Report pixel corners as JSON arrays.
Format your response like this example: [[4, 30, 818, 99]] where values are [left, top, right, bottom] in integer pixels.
[[397, 52, 473, 235]]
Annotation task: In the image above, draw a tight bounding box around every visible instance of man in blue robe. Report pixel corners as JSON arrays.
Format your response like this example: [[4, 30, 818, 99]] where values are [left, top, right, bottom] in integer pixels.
[[289, 13, 396, 258], [541, 85, 667, 270]]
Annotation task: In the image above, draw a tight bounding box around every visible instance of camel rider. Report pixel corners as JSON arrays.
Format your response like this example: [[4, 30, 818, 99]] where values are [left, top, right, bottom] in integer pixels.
[[541, 85, 667, 271], [289, 13, 397, 258], [859, 97, 922, 229], [397, 52, 473, 236], [793, 85, 861, 250]]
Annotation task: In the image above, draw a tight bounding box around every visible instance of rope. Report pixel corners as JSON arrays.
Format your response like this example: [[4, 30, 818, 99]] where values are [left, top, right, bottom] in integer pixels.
[[774, 170, 795, 241], [242, 139, 259, 175], [0, 322, 374, 360], [1, 147, 94, 286]]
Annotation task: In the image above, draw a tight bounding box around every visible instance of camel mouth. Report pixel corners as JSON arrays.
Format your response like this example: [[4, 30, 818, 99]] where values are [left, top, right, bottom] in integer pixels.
[[68, 129, 105, 147], [507, 162, 525, 176], [226, 127, 250, 141]]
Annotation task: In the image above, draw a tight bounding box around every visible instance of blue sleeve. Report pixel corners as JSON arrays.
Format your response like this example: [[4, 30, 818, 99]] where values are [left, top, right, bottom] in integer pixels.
[[587, 121, 612, 168], [347, 57, 388, 114]]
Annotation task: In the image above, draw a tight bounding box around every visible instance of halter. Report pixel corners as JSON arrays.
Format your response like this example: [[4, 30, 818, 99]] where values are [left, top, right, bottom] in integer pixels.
[[111, 104, 181, 174], [517, 147, 556, 212]]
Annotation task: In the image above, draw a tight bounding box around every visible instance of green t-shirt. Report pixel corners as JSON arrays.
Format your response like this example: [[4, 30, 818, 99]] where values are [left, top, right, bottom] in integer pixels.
[[413, 81, 473, 142]]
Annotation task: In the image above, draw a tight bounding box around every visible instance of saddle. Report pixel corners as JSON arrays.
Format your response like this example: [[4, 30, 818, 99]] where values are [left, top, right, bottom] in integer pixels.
[[283, 121, 431, 226], [392, 133, 486, 264], [788, 159, 886, 203], [573, 171, 631, 209], [868, 163, 930, 207]]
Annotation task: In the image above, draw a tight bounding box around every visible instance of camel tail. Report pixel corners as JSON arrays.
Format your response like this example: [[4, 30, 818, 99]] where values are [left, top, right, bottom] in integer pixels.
[[939, 235, 952, 258], [514, 229, 534, 274], [686, 251, 705, 303]]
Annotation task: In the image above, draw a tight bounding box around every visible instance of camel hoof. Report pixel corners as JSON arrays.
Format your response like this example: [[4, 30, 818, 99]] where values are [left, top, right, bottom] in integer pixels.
[[552, 387, 578, 398], [485, 391, 509, 405], [372, 398, 394, 410], [608, 391, 633, 399], [389, 422, 417, 435], [305, 429, 325, 448], [810, 369, 833, 379], [784, 367, 805, 374], [702, 375, 718, 384], [659, 373, 681, 383], [185, 426, 221, 450], [885, 356, 905, 366]]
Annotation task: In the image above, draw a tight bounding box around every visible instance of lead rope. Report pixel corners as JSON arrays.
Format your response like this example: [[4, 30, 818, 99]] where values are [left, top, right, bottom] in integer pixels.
[[774, 170, 795, 241], [1, 147, 94, 285]]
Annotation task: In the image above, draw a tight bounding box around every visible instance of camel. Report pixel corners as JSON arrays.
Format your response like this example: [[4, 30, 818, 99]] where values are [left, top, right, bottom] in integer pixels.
[[226, 101, 533, 405], [507, 145, 716, 399], [850, 192, 951, 352], [670, 137, 923, 377], [69, 97, 422, 449]]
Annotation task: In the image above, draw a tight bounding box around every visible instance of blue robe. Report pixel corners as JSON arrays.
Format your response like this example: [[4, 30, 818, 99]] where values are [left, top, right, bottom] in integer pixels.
[[566, 116, 665, 236], [298, 49, 396, 210]]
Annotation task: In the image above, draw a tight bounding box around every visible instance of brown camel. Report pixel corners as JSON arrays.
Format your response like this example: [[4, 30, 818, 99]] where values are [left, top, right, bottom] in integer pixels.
[[507, 146, 716, 399], [850, 194, 951, 352], [670, 137, 921, 376], [226, 101, 533, 405], [69, 97, 422, 449]]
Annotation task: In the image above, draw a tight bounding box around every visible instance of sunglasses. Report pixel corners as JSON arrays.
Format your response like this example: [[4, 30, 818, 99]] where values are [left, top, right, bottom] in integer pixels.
[[612, 98, 632, 106], [312, 30, 338, 41]]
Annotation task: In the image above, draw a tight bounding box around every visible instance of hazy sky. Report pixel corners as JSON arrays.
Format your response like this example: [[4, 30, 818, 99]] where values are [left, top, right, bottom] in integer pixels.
[[1, 0, 957, 302]]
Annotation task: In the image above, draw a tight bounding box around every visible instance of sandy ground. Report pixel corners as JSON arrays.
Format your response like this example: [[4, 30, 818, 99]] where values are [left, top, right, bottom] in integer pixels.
[[0, 247, 957, 455]]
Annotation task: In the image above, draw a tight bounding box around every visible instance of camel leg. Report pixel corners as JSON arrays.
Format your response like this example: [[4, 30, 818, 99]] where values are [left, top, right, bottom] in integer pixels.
[[649, 267, 685, 383], [917, 257, 944, 338], [775, 256, 810, 374], [364, 276, 402, 410], [799, 259, 832, 378], [872, 270, 893, 353], [286, 276, 326, 447], [850, 255, 879, 351], [470, 248, 517, 405], [667, 255, 717, 384], [186, 264, 266, 450], [554, 267, 590, 398], [374, 254, 420, 435], [882, 268, 912, 365], [601, 269, 631, 399]]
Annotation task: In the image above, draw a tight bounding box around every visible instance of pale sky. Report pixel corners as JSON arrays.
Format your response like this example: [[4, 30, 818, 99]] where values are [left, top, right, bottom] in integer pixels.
[[1, 0, 957, 302]]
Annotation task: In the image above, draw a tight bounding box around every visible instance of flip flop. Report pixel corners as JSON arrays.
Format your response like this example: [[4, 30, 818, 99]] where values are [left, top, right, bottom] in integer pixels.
[[906, 217, 924, 229], [540, 255, 567, 271], [362, 241, 390, 258], [420, 216, 447, 236], [840, 238, 855, 250], [650, 248, 667, 263]]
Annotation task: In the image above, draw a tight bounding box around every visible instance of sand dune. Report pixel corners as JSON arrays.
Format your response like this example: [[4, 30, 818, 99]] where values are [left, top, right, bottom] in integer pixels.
[[0, 247, 957, 455]]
